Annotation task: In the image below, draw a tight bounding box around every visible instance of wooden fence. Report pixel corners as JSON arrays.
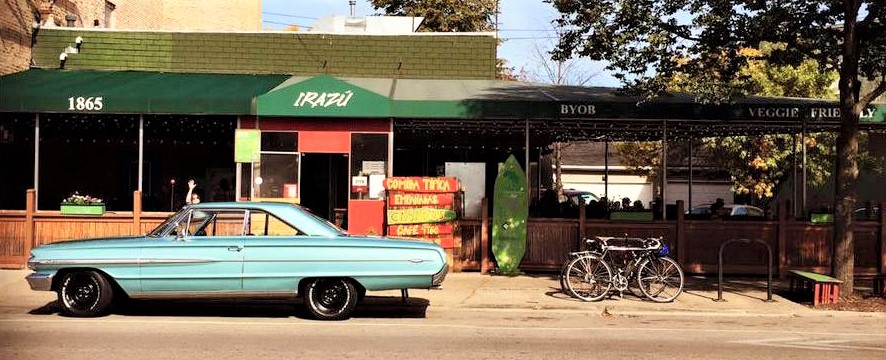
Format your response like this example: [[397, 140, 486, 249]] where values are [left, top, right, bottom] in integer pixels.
[[455, 200, 886, 277], [3, 190, 885, 277]]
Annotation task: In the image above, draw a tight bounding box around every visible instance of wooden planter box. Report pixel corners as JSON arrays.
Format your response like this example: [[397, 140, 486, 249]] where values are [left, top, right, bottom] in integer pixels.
[[60, 204, 106, 216], [610, 211, 654, 221]]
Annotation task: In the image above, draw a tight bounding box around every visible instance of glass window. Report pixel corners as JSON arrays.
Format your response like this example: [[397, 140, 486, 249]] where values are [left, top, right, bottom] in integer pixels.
[[252, 132, 299, 199], [261, 132, 297, 152], [184, 209, 246, 237], [0, 114, 35, 210], [248, 210, 300, 236], [255, 154, 298, 198], [350, 133, 389, 199]]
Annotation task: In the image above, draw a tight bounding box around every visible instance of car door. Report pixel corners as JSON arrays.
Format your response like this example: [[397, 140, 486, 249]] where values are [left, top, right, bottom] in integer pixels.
[[241, 209, 307, 294], [139, 209, 246, 294]]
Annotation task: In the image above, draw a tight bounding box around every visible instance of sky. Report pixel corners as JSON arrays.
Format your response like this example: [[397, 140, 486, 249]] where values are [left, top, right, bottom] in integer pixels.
[[261, 0, 620, 87]]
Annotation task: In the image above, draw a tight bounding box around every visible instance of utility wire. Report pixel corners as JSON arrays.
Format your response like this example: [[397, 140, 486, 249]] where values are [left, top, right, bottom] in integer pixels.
[[262, 20, 313, 29], [262, 11, 319, 20]]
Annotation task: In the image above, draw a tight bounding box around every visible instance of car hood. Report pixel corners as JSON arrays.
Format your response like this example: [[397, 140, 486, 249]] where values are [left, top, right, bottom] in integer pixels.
[[34, 236, 150, 251]]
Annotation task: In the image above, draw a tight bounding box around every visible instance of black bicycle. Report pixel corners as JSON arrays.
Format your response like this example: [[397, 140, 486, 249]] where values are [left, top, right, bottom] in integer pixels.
[[562, 236, 684, 302]]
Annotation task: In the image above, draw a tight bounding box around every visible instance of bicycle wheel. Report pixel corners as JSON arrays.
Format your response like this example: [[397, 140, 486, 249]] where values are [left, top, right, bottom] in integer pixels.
[[637, 256, 684, 303], [565, 254, 612, 301], [558, 258, 571, 293]]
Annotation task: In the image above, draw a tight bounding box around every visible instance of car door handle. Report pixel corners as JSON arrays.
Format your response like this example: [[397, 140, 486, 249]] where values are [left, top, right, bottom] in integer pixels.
[[227, 246, 243, 252]]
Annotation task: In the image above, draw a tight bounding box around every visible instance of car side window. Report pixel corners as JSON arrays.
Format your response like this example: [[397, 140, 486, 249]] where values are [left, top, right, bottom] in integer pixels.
[[733, 207, 747, 216], [177, 209, 247, 237], [248, 210, 300, 236]]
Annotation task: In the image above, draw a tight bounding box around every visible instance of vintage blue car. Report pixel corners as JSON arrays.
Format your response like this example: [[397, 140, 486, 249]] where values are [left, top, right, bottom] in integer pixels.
[[26, 202, 448, 320]]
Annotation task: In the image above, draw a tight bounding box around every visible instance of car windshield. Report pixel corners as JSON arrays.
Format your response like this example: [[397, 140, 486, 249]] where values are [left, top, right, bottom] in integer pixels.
[[147, 208, 188, 237]]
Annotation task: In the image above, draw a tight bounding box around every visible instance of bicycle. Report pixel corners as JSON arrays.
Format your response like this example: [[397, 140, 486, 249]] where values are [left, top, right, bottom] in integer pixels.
[[563, 236, 684, 303]]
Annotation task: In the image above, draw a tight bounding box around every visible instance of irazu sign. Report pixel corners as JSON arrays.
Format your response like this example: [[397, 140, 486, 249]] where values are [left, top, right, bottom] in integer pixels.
[[256, 75, 390, 117]]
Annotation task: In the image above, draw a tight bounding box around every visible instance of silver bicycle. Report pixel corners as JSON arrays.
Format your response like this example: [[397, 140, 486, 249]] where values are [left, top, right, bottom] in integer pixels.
[[563, 236, 684, 302]]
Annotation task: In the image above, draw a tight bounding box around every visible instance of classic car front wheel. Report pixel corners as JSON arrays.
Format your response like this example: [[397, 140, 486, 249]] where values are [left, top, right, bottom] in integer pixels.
[[304, 278, 358, 320], [57, 270, 114, 317]]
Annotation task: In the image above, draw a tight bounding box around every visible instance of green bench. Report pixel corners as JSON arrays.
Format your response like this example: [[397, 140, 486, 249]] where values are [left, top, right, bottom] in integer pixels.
[[789, 270, 842, 306]]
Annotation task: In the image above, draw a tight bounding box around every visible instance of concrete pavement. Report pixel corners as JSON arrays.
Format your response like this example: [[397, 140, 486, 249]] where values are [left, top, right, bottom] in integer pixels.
[[2, 269, 881, 318]]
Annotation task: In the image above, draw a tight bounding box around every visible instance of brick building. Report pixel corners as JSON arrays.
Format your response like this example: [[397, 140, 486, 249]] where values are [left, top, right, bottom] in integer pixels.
[[1, 0, 261, 75]]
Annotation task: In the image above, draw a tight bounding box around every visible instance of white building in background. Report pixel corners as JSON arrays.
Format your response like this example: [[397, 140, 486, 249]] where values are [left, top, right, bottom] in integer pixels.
[[556, 142, 733, 209]]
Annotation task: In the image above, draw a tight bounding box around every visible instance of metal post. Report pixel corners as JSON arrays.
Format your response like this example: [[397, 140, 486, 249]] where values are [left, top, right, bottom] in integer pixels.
[[717, 238, 774, 302], [235, 117, 242, 201], [138, 115, 144, 192], [525, 117, 530, 191], [688, 136, 693, 210], [792, 132, 798, 218], [33, 114, 40, 208], [661, 120, 668, 220], [802, 118, 807, 217], [604, 140, 609, 201]]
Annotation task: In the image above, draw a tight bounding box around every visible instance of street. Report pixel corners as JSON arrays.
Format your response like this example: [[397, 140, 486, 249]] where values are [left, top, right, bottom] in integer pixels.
[[2, 296, 885, 360]]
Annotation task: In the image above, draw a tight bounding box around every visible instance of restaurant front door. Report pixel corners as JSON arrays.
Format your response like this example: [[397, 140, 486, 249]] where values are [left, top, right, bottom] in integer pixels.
[[299, 153, 348, 222]]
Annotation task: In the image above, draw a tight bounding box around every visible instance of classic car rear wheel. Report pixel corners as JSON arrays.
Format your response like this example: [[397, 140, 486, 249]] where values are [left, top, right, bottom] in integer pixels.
[[305, 278, 358, 320], [57, 270, 114, 317]]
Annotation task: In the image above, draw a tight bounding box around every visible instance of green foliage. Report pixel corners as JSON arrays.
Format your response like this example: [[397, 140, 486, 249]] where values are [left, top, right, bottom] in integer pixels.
[[548, 0, 885, 103], [369, 0, 497, 32]]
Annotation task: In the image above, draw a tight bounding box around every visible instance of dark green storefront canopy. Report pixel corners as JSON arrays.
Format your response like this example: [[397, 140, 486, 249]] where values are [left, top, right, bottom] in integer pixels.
[[0, 69, 289, 115]]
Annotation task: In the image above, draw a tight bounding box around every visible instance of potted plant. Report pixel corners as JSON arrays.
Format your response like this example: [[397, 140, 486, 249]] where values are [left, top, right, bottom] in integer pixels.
[[60, 192, 105, 215]]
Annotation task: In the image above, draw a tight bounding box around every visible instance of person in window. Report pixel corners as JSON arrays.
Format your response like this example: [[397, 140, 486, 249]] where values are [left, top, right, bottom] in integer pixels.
[[710, 198, 725, 219], [186, 179, 201, 205]]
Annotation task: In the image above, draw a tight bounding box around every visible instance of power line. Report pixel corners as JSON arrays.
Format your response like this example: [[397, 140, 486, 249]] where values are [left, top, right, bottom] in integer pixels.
[[262, 11, 318, 20], [262, 20, 313, 29]]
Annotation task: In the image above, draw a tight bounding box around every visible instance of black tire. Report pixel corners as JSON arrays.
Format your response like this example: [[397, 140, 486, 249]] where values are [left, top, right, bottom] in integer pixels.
[[564, 254, 612, 301], [304, 278, 358, 320], [637, 256, 684, 303], [57, 270, 114, 317]]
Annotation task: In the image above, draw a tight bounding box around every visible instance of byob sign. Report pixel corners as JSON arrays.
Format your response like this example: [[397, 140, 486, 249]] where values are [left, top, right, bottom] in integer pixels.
[[234, 129, 260, 163]]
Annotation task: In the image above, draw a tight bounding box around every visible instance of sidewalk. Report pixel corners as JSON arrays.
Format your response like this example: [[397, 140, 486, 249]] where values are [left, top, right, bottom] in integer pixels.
[[2, 269, 879, 318]]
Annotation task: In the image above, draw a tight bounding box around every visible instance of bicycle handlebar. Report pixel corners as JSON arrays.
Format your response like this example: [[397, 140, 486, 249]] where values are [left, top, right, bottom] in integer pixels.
[[585, 236, 663, 251]]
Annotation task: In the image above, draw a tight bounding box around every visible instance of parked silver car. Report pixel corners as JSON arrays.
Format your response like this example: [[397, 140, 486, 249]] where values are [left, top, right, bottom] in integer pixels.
[[687, 204, 766, 219]]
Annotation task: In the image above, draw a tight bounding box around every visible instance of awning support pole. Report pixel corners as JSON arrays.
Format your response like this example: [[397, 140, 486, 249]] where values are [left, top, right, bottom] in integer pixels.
[[235, 117, 241, 201], [688, 135, 693, 211], [792, 131, 798, 218], [662, 120, 668, 220], [525, 117, 530, 195], [604, 140, 609, 201], [34, 114, 40, 208], [138, 115, 144, 192], [802, 118, 808, 217]]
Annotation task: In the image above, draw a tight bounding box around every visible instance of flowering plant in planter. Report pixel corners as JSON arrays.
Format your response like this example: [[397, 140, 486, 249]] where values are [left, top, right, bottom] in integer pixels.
[[62, 192, 104, 205]]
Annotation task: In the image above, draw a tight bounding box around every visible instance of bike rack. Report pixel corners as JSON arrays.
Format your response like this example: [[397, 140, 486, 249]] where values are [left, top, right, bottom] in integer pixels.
[[716, 238, 774, 302]]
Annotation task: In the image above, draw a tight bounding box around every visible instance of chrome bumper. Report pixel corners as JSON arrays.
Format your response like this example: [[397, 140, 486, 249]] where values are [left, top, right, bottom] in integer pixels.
[[26, 273, 53, 291], [431, 264, 449, 287]]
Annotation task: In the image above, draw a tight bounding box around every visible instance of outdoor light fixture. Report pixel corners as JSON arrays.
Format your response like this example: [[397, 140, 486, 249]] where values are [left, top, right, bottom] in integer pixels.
[[75, 36, 83, 51], [58, 52, 67, 69]]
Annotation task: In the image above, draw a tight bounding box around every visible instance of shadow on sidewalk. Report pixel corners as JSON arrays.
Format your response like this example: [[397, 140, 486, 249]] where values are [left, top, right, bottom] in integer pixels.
[[27, 296, 430, 320]]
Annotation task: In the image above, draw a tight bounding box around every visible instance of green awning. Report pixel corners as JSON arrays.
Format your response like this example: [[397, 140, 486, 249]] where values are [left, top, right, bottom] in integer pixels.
[[0, 69, 289, 115], [256, 75, 392, 117]]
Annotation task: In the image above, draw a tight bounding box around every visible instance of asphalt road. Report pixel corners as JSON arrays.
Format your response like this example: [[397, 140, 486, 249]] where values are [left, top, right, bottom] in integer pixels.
[[2, 297, 885, 360]]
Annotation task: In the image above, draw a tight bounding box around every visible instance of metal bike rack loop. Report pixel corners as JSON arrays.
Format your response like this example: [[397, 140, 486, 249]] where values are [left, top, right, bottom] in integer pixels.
[[716, 238, 774, 302]]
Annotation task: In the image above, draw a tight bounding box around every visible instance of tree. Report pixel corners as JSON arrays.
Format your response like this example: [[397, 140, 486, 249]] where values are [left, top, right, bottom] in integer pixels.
[[370, 1, 515, 79], [369, 0, 497, 32], [550, 0, 886, 295]]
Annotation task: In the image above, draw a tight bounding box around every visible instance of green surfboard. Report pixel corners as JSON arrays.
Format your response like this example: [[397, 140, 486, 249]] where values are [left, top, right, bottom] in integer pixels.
[[491, 155, 528, 275]]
